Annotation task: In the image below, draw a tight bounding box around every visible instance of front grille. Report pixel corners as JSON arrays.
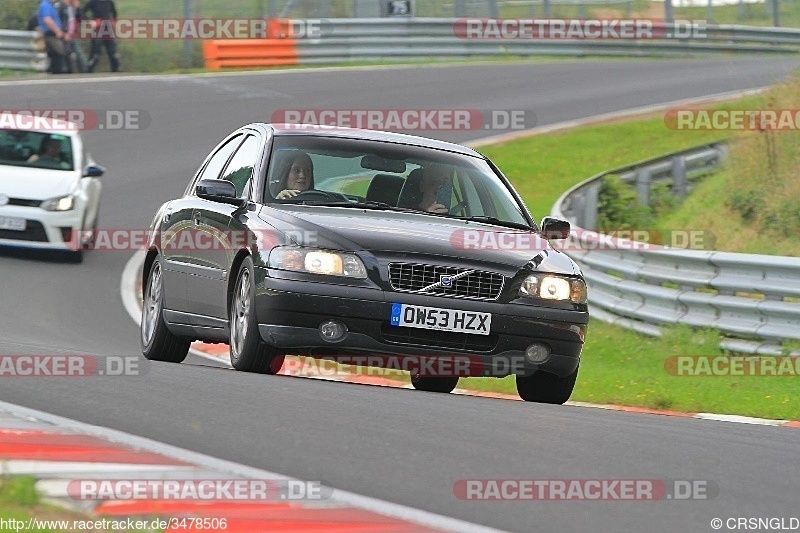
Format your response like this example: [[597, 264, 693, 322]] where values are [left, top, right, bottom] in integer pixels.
[[388, 263, 504, 300], [8, 198, 42, 208], [381, 324, 498, 352], [0, 220, 48, 242]]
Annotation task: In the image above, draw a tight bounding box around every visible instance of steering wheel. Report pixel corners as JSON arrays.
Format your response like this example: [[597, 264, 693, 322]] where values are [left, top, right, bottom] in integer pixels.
[[290, 190, 345, 201]]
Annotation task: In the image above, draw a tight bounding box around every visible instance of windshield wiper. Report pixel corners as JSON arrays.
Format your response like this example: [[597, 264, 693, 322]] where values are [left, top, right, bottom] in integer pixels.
[[461, 216, 533, 231]]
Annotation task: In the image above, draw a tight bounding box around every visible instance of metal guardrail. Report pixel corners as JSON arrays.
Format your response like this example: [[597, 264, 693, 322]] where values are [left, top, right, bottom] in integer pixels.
[[203, 19, 800, 68], [551, 142, 800, 355], [0, 30, 47, 71]]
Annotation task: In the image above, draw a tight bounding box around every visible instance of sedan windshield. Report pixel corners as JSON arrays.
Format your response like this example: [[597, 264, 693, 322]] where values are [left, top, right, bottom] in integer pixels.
[[0, 130, 75, 171], [264, 135, 532, 228]]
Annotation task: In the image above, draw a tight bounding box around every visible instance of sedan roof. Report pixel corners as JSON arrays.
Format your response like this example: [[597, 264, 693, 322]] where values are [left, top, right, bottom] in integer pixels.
[[0, 113, 81, 137]]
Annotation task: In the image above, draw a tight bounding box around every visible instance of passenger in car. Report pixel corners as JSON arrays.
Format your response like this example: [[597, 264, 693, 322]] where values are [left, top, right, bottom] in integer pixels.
[[271, 150, 315, 199], [398, 164, 452, 214]]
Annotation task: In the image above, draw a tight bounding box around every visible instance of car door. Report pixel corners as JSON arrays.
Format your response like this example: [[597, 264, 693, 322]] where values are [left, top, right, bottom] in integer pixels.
[[188, 134, 262, 323], [178, 134, 243, 324]]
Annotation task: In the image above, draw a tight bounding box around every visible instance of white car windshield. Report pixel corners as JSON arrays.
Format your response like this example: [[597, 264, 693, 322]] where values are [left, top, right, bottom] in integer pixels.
[[0, 130, 75, 171], [265, 135, 532, 229]]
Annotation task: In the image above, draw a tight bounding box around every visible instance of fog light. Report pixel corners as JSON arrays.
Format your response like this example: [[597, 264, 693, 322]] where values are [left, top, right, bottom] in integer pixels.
[[319, 320, 347, 342], [525, 343, 550, 364]]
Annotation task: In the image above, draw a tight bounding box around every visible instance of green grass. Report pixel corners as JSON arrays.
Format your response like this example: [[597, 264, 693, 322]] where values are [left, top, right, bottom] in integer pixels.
[[0, 476, 162, 532], [477, 114, 731, 219]]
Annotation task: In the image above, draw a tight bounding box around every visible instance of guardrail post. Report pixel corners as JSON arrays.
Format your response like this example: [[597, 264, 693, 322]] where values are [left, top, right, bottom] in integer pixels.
[[572, 193, 586, 228], [584, 182, 601, 231], [183, 0, 192, 68], [664, 0, 674, 23], [488, 0, 500, 18], [707, 0, 714, 22], [672, 156, 687, 198], [578, 4, 586, 19], [320, 0, 330, 17], [635, 168, 651, 206], [738, 0, 744, 19], [454, 0, 466, 17], [543, 0, 551, 18]]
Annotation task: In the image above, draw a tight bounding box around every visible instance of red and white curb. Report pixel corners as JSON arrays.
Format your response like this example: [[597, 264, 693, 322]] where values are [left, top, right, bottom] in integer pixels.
[[0, 399, 504, 533]]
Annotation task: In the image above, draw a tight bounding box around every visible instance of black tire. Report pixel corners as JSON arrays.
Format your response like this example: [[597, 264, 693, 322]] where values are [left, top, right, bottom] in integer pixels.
[[229, 256, 285, 374], [141, 257, 190, 363], [516, 366, 578, 404], [410, 374, 459, 394]]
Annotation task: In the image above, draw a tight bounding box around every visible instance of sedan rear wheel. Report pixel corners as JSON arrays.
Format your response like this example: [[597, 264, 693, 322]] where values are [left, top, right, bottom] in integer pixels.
[[229, 257, 285, 374], [410, 374, 459, 394], [141, 257, 190, 362], [516, 366, 578, 404]]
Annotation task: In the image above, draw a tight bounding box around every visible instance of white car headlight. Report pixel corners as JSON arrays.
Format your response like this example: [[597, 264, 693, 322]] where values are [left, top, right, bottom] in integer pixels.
[[268, 247, 367, 279], [42, 194, 75, 212], [520, 275, 587, 304]]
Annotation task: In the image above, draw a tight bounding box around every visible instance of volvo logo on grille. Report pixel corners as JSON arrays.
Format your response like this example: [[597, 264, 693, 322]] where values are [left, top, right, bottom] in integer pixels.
[[440, 275, 453, 287], [0, 194, 9, 206]]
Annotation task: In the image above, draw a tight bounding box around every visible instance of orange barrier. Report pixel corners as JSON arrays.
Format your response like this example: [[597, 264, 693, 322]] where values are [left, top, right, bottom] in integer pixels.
[[202, 19, 298, 69]]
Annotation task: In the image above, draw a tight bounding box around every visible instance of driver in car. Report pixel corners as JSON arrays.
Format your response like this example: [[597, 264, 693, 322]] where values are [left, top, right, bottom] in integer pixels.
[[27, 135, 68, 169], [272, 150, 314, 199]]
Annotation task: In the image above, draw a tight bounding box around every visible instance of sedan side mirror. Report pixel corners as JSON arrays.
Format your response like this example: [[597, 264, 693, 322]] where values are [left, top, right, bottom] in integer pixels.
[[540, 217, 571, 240], [83, 164, 105, 178], [196, 179, 246, 207]]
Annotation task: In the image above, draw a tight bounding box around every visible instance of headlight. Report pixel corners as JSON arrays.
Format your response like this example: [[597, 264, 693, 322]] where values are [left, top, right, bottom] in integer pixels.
[[268, 247, 367, 279], [42, 194, 75, 212], [520, 275, 587, 304]]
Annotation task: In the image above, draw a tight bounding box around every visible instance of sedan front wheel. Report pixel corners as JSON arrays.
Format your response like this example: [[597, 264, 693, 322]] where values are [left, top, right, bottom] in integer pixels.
[[229, 256, 285, 374]]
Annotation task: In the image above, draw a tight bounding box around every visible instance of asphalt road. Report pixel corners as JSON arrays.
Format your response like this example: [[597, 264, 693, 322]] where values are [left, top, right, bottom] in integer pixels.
[[1, 58, 798, 532]]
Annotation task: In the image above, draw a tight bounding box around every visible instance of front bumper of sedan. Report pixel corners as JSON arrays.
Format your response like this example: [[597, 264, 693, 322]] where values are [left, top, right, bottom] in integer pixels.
[[254, 268, 587, 378]]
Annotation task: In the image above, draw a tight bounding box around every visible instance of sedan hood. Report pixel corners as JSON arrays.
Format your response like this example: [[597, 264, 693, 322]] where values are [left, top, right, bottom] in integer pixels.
[[260, 205, 559, 269], [0, 166, 77, 200]]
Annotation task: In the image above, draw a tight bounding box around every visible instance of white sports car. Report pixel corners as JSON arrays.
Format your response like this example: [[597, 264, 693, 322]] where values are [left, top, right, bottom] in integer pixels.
[[0, 113, 103, 262]]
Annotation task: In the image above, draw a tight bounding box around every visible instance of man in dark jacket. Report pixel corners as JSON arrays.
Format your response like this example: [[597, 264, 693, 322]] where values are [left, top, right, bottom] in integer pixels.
[[83, 0, 120, 72]]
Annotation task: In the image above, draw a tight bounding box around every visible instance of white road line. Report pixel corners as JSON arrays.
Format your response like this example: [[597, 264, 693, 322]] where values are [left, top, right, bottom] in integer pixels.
[[0, 61, 516, 87], [0, 399, 507, 533]]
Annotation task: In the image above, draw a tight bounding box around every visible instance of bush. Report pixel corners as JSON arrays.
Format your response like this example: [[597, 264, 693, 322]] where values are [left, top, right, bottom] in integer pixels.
[[596, 175, 654, 231], [0, 0, 39, 30]]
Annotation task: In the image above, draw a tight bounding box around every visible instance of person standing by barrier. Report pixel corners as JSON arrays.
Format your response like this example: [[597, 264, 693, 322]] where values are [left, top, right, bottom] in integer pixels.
[[38, 0, 69, 74], [83, 0, 120, 73], [59, 0, 88, 73]]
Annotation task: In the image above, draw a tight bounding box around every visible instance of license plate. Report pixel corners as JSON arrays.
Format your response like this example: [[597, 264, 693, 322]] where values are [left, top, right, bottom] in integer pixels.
[[390, 303, 491, 335], [0, 216, 26, 231]]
